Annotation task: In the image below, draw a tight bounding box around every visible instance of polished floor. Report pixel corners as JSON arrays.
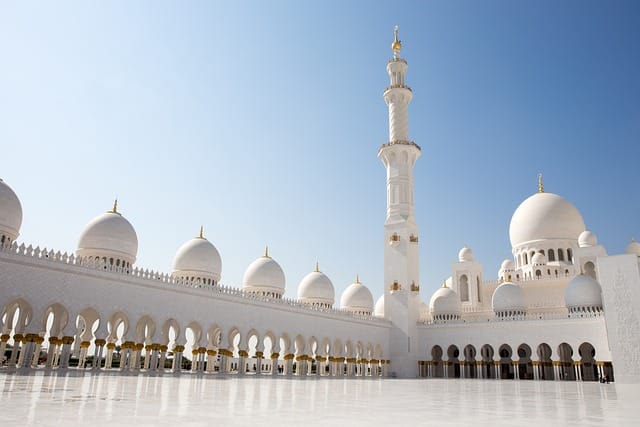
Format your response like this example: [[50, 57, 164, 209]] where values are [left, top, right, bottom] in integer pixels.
[[0, 371, 638, 426]]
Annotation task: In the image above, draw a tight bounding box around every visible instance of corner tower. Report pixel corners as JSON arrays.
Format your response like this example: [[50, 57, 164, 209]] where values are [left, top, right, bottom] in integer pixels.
[[378, 26, 421, 377]]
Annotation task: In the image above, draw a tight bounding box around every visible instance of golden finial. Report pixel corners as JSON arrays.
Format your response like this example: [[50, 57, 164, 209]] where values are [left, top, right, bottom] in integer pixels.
[[442, 280, 447, 288], [538, 173, 544, 193], [391, 25, 402, 53], [111, 198, 119, 214], [315, 261, 320, 272], [355, 274, 360, 284], [264, 245, 270, 258], [198, 226, 204, 239]]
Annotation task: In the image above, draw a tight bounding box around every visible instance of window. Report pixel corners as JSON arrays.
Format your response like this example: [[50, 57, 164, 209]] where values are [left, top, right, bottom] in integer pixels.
[[558, 249, 565, 261], [548, 249, 555, 261]]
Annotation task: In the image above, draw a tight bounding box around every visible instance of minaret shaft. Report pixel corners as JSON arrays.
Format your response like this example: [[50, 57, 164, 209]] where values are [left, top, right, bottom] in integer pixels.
[[378, 27, 421, 378]]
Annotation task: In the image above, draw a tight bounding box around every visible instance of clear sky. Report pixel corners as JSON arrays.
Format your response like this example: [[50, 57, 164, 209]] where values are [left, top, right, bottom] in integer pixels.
[[1, 1, 639, 304]]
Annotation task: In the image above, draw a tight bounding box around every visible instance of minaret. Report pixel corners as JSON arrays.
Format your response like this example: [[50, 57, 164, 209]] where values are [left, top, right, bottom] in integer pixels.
[[378, 26, 421, 378]]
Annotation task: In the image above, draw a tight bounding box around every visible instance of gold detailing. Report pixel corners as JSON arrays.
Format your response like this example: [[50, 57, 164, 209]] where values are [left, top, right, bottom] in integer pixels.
[[94, 339, 106, 346], [346, 358, 357, 363], [409, 234, 419, 243], [315, 261, 320, 272], [111, 198, 119, 214], [35, 336, 44, 344], [355, 274, 360, 284], [391, 25, 402, 51], [255, 351, 264, 358], [238, 350, 249, 358], [410, 281, 419, 292], [328, 356, 335, 362], [315, 355, 326, 362], [264, 245, 270, 258], [390, 233, 400, 242], [0, 334, 10, 342], [296, 355, 310, 361], [390, 280, 401, 291], [207, 350, 217, 356], [198, 347, 207, 354], [283, 353, 295, 360], [60, 336, 74, 345], [370, 359, 379, 364], [192, 349, 199, 355], [106, 343, 116, 350], [80, 341, 91, 348], [135, 343, 144, 351], [218, 348, 233, 357], [145, 345, 153, 352], [270, 352, 280, 359], [173, 345, 185, 353], [159, 345, 168, 352], [442, 280, 448, 288], [13, 333, 24, 342], [198, 226, 204, 239], [538, 173, 544, 193]]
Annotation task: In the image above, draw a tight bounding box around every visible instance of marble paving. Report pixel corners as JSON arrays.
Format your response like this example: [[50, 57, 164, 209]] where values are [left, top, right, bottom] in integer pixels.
[[1, 372, 638, 426]]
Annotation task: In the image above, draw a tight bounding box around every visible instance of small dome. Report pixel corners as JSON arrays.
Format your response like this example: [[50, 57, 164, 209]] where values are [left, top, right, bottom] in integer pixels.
[[429, 287, 462, 317], [531, 252, 546, 265], [340, 277, 374, 314], [374, 294, 385, 317], [578, 230, 598, 248], [172, 231, 222, 283], [298, 265, 335, 307], [458, 246, 474, 262], [76, 202, 138, 265], [565, 274, 602, 309], [0, 179, 23, 242], [625, 240, 640, 257], [509, 192, 585, 248], [492, 282, 526, 313], [500, 259, 515, 271], [242, 249, 286, 296]]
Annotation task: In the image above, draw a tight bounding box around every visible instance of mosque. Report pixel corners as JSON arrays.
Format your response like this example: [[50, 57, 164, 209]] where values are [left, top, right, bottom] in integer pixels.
[[1, 28, 640, 383]]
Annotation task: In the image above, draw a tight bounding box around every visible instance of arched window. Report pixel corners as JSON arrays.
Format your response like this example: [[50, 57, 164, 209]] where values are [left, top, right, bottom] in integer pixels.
[[548, 249, 555, 261], [536, 270, 542, 278], [523, 253, 528, 264], [517, 254, 522, 267], [567, 248, 573, 263], [459, 275, 469, 302], [476, 277, 481, 303], [558, 249, 565, 261]]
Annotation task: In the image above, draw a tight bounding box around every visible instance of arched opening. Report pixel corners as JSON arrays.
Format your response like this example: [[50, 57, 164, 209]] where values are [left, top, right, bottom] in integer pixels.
[[476, 277, 481, 302], [431, 345, 443, 378], [480, 345, 494, 379], [584, 261, 596, 280], [548, 249, 555, 262], [459, 275, 469, 302], [558, 249, 565, 261], [517, 344, 533, 380], [498, 344, 513, 379], [567, 248, 573, 263], [447, 345, 461, 378], [578, 342, 598, 381], [557, 343, 575, 380], [536, 343, 553, 380], [463, 345, 477, 378]]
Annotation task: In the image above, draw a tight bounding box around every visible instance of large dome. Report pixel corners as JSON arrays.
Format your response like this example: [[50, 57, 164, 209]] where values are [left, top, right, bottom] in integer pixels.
[[172, 231, 222, 283], [76, 202, 138, 265], [340, 277, 374, 314], [297, 265, 335, 307], [625, 240, 640, 257], [242, 249, 286, 296], [565, 274, 602, 309], [509, 192, 585, 248], [492, 282, 526, 313], [0, 179, 23, 242], [429, 287, 461, 317]]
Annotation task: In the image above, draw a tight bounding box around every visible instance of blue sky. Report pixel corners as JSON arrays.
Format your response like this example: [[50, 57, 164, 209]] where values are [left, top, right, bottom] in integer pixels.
[[1, 1, 639, 303]]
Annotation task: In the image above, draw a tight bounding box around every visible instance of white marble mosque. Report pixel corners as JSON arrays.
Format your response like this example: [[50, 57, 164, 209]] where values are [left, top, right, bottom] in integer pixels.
[[2, 27, 640, 384]]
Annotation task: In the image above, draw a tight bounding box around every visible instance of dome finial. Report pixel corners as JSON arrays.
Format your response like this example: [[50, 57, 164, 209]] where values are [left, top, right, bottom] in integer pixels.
[[264, 245, 270, 258], [391, 25, 402, 58], [315, 260, 320, 272], [442, 280, 447, 288], [538, 173, 544, 193], [198, 226, 204, 239], [355, 274, 360, 284], [111, 198, 119, 214]]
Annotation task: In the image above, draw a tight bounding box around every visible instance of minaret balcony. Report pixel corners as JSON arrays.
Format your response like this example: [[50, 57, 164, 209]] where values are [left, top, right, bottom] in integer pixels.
[[378, 140, 421, 152], [383, 84, 412, 93], [387, 58, 407, 65]]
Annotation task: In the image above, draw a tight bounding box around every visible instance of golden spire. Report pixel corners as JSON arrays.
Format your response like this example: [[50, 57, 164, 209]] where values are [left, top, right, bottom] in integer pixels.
[[111, 198, 119, 214], [264, 245, 270, 258], [442, 280, 447, 288], [315, 261, 320, 272], [355, 274, 360, 284], [538, 173, 544, 193], [198, 226, 204, 239], [391, 25, 402, 52]]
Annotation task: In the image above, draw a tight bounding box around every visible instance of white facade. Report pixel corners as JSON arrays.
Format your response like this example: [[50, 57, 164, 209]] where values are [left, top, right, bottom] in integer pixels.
[[1, 28, 639, 382]]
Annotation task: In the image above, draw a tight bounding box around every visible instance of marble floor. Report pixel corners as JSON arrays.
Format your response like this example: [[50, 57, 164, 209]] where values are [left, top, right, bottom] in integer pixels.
[[0, 371, 638, 426]]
